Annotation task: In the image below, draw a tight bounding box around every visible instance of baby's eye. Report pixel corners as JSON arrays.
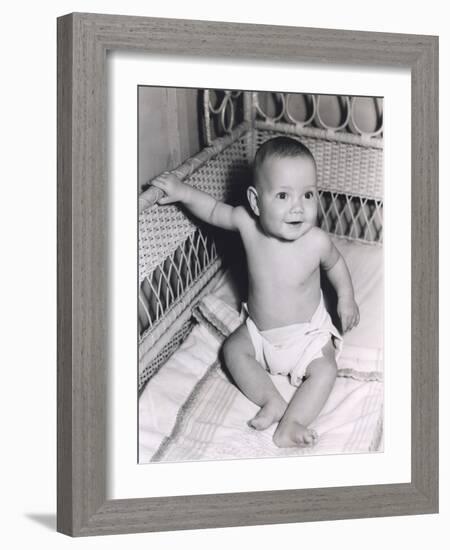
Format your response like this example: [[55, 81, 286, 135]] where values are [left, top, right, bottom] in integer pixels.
[[304, 191, 314, 199], [276, 192, 288, 199]]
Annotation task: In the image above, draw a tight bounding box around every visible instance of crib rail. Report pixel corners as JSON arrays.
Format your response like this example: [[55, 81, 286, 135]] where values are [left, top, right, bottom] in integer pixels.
[[139, 133, 250, 388], [204, 90, 383, 146], [139, 258, 223, 385], [255, 120, 383, 149], [253, 92, 383, 139], [139, 121, 250, 213]]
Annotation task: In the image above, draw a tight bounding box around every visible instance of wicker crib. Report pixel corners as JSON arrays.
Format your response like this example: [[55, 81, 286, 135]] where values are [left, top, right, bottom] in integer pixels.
[[138, 90, 383, 393]]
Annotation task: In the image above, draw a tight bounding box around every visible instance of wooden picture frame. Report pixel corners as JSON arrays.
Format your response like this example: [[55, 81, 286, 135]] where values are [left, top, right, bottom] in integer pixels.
[[57, 12, 438, 536]]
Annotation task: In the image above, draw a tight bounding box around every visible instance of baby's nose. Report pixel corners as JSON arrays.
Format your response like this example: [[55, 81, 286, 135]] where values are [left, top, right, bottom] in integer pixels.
[[290, 199, 303, 212]]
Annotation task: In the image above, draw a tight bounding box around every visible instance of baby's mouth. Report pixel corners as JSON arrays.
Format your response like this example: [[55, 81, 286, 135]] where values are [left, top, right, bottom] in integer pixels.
[[286, 220, 303, 226]]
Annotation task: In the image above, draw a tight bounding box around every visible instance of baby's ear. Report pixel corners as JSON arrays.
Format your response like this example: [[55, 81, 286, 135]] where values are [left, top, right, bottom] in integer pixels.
[[247, 186, 260, 216]]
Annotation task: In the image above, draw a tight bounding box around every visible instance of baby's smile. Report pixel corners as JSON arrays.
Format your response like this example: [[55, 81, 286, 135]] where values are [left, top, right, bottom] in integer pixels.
[[285, 219, 305, 229]]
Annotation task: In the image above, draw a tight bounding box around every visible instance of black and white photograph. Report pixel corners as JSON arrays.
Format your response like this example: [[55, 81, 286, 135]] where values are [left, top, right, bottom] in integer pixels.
[[138, 88, 384, 463]]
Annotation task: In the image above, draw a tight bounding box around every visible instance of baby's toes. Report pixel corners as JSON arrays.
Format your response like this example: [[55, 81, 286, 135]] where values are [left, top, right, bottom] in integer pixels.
[[303, 429, 318, 446]]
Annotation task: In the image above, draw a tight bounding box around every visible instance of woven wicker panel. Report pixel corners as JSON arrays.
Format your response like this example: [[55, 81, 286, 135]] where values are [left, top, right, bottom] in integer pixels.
[[318, 191, 383, 243], [254, 130, 383, 199], [139, 226, 219, 337], [139, 320, 194, 392], [139, 136, 249, 385], [139, 136, 249, 282]]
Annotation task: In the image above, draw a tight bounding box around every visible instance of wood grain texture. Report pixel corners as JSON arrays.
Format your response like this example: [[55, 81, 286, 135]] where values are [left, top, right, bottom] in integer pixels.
[[57, 14, 74, 534], [410, 36, 439, 505], [57, 12, 439, 537]]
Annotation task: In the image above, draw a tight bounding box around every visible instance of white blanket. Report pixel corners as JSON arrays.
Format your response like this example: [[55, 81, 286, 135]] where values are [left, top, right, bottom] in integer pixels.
[[139, 322, 383, 463], [139, 237, 384, 463]]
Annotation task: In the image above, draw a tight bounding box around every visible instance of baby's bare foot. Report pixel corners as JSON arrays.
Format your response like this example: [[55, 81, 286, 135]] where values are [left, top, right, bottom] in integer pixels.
[[248, 400, 286, 431], [273, 421, 318, 448]]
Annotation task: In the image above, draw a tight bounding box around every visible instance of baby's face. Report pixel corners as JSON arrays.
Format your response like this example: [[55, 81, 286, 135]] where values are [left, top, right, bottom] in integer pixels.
[[252, 155, 318, 241]]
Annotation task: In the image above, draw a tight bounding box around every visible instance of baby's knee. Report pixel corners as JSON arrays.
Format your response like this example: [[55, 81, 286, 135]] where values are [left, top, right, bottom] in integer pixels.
[[222, 326, 253, 364], [311, 357, 337, 381], [307, 343, 338, 380], [222, 332, 243, 364], [222, 334, 236, 361]]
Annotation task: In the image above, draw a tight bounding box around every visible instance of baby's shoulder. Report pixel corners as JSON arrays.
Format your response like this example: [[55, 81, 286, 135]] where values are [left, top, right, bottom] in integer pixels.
[[233, 205, 256, 231], [307, 226, 331, 245], [306, 226, 334, 254]]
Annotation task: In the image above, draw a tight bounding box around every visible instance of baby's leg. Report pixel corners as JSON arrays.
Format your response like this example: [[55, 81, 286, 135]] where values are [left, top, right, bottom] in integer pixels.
[[273, 340, 337, 448], [223, 324, 287, 430]]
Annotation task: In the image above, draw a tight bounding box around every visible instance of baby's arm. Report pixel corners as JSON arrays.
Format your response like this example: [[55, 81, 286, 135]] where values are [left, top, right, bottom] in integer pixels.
[[318, 231, 360, 333], [152, 172, 244, 231]]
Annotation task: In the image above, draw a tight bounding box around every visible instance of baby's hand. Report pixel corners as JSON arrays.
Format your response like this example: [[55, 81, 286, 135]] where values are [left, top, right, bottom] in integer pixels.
[[152, 172, 187, 205], [337, 296, 360, 333]]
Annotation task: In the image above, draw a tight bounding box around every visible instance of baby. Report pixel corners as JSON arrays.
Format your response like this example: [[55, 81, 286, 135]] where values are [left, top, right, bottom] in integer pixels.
[[153, 137, 359, 448]]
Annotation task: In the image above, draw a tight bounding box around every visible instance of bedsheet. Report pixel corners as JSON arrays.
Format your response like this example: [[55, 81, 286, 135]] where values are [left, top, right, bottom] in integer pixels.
[[139, 321, 383, 463], [139, 237, 384, 462]]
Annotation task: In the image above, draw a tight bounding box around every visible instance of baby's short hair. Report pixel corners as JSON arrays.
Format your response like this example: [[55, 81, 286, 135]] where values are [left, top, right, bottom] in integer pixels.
[[253, 136, 316, 184]]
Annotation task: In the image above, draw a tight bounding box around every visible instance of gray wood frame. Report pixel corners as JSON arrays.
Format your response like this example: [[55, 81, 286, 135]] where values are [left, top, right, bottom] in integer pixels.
[[57, 12, 438, 537]]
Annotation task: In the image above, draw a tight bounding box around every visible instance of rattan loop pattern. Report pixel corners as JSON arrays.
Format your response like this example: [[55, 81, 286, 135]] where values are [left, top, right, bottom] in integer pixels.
[[254, 91, 286, 123], [285, 93, 317, 127], [349, 96, 384, 138], [220, 95, 235, 133], [315, 95, 351, 132]]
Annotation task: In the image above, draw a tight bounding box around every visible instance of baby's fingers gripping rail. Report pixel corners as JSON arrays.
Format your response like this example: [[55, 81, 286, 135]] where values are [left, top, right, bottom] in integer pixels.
[[139, 122, 250, 214]]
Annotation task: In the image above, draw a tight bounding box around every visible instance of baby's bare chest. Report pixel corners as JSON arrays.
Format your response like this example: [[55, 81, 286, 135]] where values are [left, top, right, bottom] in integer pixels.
[[245, 236, 321, 287]]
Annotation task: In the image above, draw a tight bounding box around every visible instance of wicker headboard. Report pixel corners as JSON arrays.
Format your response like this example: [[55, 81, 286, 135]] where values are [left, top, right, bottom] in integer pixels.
[[138, 90, 383, 390]]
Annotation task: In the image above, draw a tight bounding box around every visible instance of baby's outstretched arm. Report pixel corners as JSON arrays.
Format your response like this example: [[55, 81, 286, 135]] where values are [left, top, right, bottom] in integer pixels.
[[152, 172, 244, 231], [319, 232, 360, 333]]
